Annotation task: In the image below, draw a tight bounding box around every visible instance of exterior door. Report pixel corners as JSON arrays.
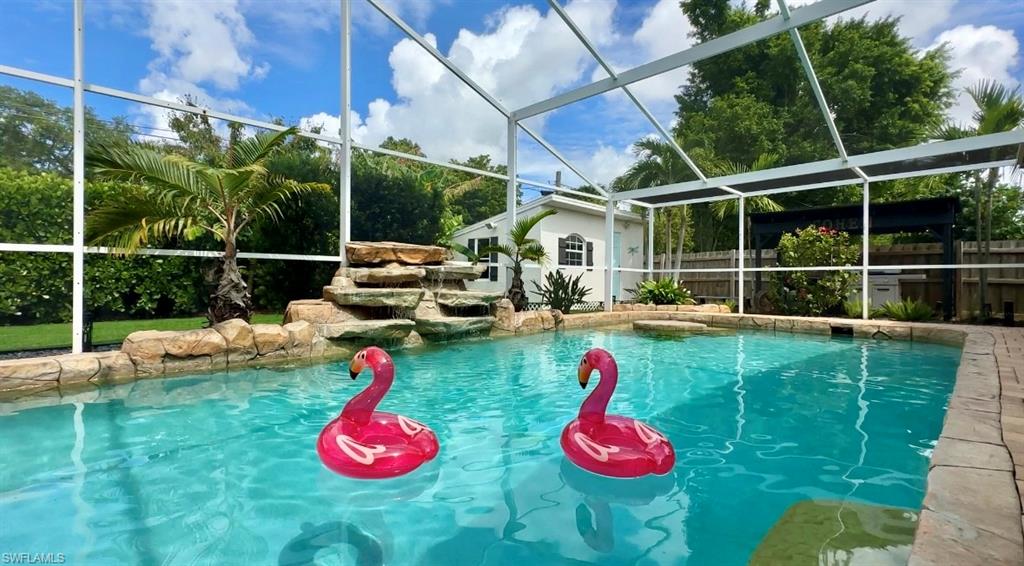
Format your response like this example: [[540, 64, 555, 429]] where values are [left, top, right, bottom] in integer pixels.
[[612, 231, 622, 300]]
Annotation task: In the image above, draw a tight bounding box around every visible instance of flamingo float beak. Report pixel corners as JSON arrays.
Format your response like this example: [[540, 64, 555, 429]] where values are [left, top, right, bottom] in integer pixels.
[[578, 359, 593, 389], [348, 357, 366, 380]]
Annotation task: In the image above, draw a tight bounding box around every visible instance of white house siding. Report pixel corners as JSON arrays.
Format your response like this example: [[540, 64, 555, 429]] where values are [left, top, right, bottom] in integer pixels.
[[454, 196, 644, 305]]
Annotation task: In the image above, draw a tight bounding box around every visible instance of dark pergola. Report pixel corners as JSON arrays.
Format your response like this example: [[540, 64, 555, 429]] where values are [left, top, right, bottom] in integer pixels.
[[749, 197, 961, 320]]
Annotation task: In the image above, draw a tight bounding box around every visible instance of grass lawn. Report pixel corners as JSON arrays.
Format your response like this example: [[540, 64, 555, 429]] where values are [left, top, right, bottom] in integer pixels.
[[0, 313, 283, 353]]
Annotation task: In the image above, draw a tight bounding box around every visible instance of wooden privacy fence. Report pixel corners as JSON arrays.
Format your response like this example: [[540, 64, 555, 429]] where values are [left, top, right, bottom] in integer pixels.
[[651, 240, 1024, 318]]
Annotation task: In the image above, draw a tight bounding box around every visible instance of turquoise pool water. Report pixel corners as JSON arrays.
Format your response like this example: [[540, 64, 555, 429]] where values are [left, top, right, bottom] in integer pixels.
[[0, 329, 960, 565]]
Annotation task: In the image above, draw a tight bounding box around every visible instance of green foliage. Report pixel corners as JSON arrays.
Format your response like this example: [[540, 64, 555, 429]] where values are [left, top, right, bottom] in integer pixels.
[[0, 167, 206, 323], [723, 299, 737, 313], [0, 86, 132, 175], [629, 277, 696, 305], [531, 270, 591, 313], [435, 209, 464, 248], [769, 226, 861, 316], [876, 298, 935, 322]]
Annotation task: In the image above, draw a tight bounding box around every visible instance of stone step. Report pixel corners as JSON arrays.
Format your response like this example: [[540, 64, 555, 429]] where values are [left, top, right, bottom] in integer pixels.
[[434, 290, 504, 308], [415, 316, 495, 336], [323, 286, 424, 309], [316, 319, 416, 340], [335, 264, 425, 285], [345, 241, 446, 266], [423, 262, 487, 281]]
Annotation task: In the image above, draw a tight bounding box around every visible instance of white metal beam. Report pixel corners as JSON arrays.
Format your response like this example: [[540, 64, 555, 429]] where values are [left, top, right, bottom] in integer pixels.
[[861, 180, 870, 319], [0, 64, 74, 88], [615, 130, 1024, 203], [71, 0, 85, 354], [513, 0, 873, 120], [777, 0, 848, 161], [518, 122, 607, 195], [604, 200, 614, 311], [546, 0, 708, 183], [339, 0, 352, 264], [738, 196, 745, 314], [507, 117, 518, 240]]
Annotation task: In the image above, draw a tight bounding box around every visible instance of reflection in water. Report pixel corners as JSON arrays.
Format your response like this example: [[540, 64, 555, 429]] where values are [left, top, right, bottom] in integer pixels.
[[278, 521, 384, 566]]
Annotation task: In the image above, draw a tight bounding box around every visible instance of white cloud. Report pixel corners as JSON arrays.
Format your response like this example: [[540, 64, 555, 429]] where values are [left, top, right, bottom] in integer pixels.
[[928, 24, 1021, 125], [300, 0, 621, 182], [787, 0, 957, 45]]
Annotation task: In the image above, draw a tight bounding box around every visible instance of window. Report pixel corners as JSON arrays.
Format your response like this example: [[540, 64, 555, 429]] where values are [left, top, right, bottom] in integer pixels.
[[560, 234, 585, 266], [467, 237, 499, 281]]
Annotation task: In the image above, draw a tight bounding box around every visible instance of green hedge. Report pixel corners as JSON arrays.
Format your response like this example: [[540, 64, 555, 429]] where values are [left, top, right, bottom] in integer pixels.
[[0, 167, 206, 324]]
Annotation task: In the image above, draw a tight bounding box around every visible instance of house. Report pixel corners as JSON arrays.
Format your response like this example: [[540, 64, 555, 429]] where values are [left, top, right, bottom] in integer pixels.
[[453, 194, 646, 304]]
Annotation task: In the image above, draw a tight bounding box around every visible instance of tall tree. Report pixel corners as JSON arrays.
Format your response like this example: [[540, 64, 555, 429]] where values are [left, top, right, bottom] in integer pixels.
[[86, 127, 329, 323], [936, 80, 1024, 316], [0, 86, 132, 174], [478, 209, 558, 311]]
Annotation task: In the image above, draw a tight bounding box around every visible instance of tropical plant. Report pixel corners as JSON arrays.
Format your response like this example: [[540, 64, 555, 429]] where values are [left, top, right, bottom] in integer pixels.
[[842, 299, 884, 319], [768, 226, 860, 316], [723, 299, 737, 313], [629, 277, 696, 305], [478, 209, 557, 311], [85, 126, 329, 323], [531, 270, 591, 313], [935, 79, 1024, 316], [876, 298, 935, 322]]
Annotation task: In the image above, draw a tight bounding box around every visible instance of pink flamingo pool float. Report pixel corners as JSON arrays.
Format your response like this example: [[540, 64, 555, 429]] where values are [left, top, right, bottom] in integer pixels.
[[561, 348, 675, 478], [317, 346, 439, 479]]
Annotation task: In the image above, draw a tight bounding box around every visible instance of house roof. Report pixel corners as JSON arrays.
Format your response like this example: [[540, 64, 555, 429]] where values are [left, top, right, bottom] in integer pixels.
[[453, 194, 642, 236]]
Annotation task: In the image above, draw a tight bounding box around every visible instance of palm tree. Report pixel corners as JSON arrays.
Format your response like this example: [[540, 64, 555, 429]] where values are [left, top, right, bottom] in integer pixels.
[[476, 209, 557, 311], [86, 126, 329, 323], [709, 152, 786, 238], [618, 138, 694, 278], [936, 80, 1024, 316]]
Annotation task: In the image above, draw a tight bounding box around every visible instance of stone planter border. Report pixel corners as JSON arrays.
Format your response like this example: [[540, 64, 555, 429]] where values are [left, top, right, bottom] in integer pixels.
[[0, 307, 1020, 563]]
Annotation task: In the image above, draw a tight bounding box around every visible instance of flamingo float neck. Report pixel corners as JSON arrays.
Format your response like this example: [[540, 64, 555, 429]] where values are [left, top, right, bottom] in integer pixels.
[[341, 353, 394, 424], [580, 350, 617, 423]]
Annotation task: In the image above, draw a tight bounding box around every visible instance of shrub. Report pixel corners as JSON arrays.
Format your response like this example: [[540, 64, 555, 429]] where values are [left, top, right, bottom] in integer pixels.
[[532, 270, 591, 313], [768, 226, 860, 316], [629, 277, 695, 305], [876, 298, 934, 321], [723, 299, 738, 313]]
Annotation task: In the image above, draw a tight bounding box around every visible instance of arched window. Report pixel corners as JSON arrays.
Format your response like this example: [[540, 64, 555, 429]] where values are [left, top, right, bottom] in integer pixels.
[[562, 234, 585, 266]]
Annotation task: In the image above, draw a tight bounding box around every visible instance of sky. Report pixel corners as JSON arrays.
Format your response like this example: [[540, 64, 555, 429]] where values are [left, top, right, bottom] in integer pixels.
[[1, 0, 1022, 193]]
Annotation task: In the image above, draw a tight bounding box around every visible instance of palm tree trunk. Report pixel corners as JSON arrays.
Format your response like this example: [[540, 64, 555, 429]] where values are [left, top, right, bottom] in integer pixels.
[[208, 237, 252, 324], [663, 209, 672, 281], [981, 167, 998, 317], [673, 205, 687, 278], [507, 259, 528, 312]]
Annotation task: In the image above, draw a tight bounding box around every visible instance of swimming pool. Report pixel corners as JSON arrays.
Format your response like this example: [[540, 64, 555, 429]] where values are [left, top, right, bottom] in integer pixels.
[[0, 328, 960, 565]]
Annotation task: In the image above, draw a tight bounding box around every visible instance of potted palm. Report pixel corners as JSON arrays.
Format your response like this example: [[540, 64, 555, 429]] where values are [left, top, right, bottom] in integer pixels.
[[86, 127, 329, 323]]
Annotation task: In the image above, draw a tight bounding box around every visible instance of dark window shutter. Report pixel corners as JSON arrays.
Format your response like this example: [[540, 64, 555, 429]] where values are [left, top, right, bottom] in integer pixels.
[[489, 265, 498, 281], [586, 241, 594, 266], [468, 238, 476, 258], [489, 236, 498, 263], [558, 237, 567, 265]]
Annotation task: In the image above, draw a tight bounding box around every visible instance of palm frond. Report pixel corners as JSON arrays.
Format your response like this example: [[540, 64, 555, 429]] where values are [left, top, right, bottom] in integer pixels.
[[449, 242, 480, 263], [509, 209, 557, 245], [87, 143, 211, 201], [477, 243, 516, 261], [519, 240, 548, 263], [225, 127, 297, 168], [86, 191, 203, 252]]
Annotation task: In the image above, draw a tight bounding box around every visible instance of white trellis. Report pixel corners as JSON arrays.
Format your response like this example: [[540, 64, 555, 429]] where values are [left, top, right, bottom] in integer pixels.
[[0, 0, 1021, 352]]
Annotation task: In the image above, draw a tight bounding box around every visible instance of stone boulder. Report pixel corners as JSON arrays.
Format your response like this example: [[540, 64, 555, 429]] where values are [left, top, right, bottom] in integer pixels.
[[345, 241, 446, 265], [492, 298, 515, 332], [283, 299, 362, 325], [323, 286, 424, 309], [316, 319, 416, 340], [415, 316, 495, 336], [162, 328, 227, 359], [283, 321, 316, 357], [251, 324, 290, 356], [122, 330, 178, 373], [336, 263, 426, 284], [423, 262, 487, 281], [213, 319, 258, 363], [634, 320, 709, 333], [434, 290, 504, 308], [54, 354, 102, 384]]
